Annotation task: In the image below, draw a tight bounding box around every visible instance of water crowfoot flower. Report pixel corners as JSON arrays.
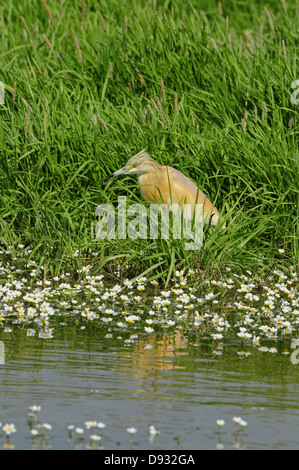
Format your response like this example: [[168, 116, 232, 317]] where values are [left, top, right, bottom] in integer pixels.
[[0, 251, 298, 374], [39, 423, 52, 439], [232, 416, 241, 424], [97, 422, 106, 435], [232, 416, 241, 434], [211, 333, 223, 340], [30, 428, 39, 445], [237, 350, 251, 357], [29, 405, 41, 426], [149, 425, 160, 436], [127, 426, 137, 443], [144, 326, 154, 334], [67, 425, 75, 439], [148, 425, 160, 443], [232, 416, 248, 441], [75, 427, 84, 437], [2, 423, 16, 447], [216, 419, 225, 433], [85, 420, 97, 430], [127, 427, 137, 435], [3, 423, 16, 436], [88, 434, 102, 449]]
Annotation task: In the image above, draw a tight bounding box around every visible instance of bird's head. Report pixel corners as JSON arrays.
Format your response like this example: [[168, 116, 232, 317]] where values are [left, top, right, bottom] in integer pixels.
[[105, 149, 160, 180]]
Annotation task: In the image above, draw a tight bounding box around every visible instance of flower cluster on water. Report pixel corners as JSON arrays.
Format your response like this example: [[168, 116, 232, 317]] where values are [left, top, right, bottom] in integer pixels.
[[1, 403, 250, 450], [0, 246, 298, 357], [216, 416, 248, 449], [0, 404, 161, 450]]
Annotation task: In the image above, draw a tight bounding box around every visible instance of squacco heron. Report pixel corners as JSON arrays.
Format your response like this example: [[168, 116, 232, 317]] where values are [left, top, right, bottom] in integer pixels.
[[105, 149, 221, 226]]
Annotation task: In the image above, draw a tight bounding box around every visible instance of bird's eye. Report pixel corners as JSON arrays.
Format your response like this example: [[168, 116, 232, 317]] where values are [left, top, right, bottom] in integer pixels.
[[126, 164, 135, 169]]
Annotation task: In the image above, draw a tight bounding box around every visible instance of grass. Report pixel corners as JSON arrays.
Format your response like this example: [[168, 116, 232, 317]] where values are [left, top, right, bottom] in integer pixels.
[[0, 0, 298, 283]]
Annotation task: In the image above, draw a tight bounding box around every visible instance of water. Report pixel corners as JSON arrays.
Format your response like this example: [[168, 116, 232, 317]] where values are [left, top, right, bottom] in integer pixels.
[[1, 326, 299, 450]]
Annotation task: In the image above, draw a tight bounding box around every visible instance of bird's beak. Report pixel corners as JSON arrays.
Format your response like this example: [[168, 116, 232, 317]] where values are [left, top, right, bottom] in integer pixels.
[[104, 166, 128, 180], [104, 164, 136, 180]]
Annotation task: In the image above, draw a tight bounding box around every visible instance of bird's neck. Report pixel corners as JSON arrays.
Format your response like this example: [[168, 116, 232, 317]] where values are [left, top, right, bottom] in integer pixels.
[[138, 164, 162, 185]]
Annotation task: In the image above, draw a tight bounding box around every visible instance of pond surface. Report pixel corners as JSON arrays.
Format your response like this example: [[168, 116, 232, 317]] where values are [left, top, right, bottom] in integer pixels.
[[0, 258, 298, 450], [1, 325, 299, 450]]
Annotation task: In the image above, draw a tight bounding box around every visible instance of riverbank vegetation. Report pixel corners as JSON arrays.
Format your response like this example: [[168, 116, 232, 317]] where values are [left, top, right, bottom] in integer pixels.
[[0, 0, 298, 283]]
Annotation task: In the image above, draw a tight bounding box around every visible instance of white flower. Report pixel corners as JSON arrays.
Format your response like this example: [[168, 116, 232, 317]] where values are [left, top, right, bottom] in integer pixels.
[[252, 335, 260, 345], [144, 326, 154, 334], [85, 420, 97, 429], [258, 346, 269, 352], [3, 423, 16, 435], [97, 422, 106, 430], [175, 270, 184, 277], [216, 419, 225, 427], [237, 328, 252, 340], [149, 425, 160, 436], [90, 434, 101, 442], [40, 423, 52, 431], [237, 351, 251, 356], [27, 329, 36, 337], [212, 333, 223, 340], [75, 427, 84, 435], [29, 405, 41, 413], [127, 427, 137, 435], [232, 416, 242, 424]]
